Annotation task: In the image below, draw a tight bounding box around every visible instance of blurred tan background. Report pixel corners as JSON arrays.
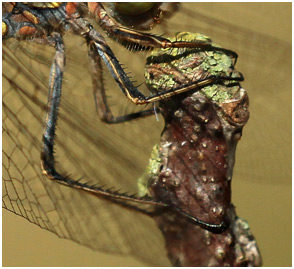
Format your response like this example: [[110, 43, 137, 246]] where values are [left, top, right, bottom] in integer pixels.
[[3, 3, 291, 267]]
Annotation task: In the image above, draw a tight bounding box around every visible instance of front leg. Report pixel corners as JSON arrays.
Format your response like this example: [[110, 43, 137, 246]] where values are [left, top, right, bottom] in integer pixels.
[[88, 39, 159, 124], [87, 31, 243, 105], [40, 33, 167, 206], [87, 2, 237, 59], [41, 32, 66, 180]]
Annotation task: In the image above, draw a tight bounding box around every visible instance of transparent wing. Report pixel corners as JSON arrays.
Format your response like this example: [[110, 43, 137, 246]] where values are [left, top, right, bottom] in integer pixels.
[[3, 3, 291, 266], [3, 36, 169, 266]]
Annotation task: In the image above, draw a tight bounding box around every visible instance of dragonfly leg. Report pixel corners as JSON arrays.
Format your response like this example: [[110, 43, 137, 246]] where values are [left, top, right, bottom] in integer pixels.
[[140, 74, 244, 104], [40, 33, 166, 206], [174, 208, 229, 232], [87, 40, 158, 124], [40, 33, 232, 229], [66, 13, 242, 108], [86, 30, 243, 106], [41, 32, 66, 179], [88, 3, 237, 59]]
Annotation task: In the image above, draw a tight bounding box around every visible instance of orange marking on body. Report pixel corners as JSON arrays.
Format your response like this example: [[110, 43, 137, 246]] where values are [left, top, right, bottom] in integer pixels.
[[66, 2, 77, 17], [88, 2, 99, 15], [23, 10, 39, 24], [162, 40, 169, 48], [2, 2, 15, 13], [18, 26, 36, 36]]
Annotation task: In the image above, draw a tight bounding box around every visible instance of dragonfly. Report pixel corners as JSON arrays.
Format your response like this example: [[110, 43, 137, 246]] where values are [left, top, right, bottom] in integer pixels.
[[3, 3, 291, 267]]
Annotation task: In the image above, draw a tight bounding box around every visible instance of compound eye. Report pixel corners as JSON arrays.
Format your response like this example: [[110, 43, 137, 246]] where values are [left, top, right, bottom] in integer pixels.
[[2, 21, 7, 36], [114, 3, 156, 15]]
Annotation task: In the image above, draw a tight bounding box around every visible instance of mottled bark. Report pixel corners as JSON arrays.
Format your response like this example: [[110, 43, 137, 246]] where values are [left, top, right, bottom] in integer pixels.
[[153, 205, 261, 266], [143, 32, 261, 266]]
